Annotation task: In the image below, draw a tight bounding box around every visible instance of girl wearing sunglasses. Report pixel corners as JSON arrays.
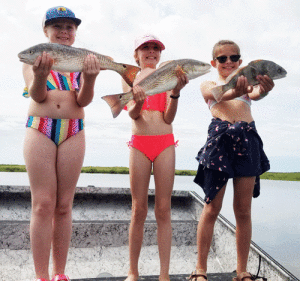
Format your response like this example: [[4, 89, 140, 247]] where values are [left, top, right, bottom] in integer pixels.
[[189, 40, 274, 281]]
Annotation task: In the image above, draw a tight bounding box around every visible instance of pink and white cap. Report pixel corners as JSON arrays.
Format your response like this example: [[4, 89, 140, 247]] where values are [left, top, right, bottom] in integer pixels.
[[134, 34, 165, 51]]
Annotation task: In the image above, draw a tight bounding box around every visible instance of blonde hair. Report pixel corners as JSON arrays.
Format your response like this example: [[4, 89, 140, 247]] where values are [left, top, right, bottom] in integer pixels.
[[212, 40, 240, 59]]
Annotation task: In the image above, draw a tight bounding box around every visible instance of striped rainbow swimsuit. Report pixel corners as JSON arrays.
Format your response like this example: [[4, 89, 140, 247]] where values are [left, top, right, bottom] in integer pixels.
[[23, 70, 81, 97], [46, 70, 81, 91], [26, 116, 84, 146], [24, 70, 84, 145]]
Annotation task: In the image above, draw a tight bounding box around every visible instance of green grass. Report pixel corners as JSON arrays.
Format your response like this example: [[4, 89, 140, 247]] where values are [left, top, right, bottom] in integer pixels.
[[260, 172, 300, 181], [0, 164, 27, 172], [0, 164, 299, 181]]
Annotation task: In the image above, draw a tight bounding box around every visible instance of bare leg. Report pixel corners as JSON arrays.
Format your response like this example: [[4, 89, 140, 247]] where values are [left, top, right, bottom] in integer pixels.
[[23, 128, 57, 280], [125, 148, 152, 281], [153, 145, 175, 281], [233, 176, 255, 279], [51, 131, 85, 277], [195, 184, 227, 278]]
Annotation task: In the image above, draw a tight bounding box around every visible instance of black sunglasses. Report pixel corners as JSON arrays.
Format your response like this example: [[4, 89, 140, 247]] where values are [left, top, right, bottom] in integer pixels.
[[215, 55, 241, 63]]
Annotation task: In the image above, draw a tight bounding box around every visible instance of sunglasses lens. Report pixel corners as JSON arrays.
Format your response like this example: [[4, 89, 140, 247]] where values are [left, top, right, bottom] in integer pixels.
[[216, 56, 227, 63], [230, 55, 240, 62], [216, 55, 240, 63]]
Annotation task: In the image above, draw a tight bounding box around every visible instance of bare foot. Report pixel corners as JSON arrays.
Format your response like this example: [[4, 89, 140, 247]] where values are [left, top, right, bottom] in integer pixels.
[[124, 273, 139, 281], [159, 277, 170, 281]]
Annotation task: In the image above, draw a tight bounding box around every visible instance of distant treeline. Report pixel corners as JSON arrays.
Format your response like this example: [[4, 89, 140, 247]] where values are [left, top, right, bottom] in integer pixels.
[[1, 165, 300, 181]]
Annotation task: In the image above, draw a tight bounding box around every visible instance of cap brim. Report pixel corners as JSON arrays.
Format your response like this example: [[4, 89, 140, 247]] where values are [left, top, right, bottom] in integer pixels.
[[136, 39, 165, 51], [44, 17, 81, 27]]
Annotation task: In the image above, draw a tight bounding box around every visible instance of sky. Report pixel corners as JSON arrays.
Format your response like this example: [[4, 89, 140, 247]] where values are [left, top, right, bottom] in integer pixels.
[[0, 0, 299, 172]]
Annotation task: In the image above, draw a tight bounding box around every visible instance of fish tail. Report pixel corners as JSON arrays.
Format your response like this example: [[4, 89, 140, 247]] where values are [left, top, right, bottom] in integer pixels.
[[119, 64, 140, 87], [101, 92, 132, 118], [211, 85, 225, 102]]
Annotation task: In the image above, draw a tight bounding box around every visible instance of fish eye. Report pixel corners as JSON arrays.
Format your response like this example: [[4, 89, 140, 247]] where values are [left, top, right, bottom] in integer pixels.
[[123, 64, 127, 68], [277, 68, 282, 73]]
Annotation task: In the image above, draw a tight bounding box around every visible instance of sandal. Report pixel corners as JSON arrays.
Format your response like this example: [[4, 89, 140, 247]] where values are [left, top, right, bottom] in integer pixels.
[[233, 272, 267, 281], [188, 270, 207, 280], [51, 275, 70, 281]]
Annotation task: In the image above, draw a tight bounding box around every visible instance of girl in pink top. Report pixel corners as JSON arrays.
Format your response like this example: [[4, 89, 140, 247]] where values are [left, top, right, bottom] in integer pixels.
[[123, 34, 189, 281]]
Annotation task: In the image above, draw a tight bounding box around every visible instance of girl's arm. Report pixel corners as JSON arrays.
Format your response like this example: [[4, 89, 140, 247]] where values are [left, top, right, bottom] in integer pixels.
[[23, 52, 53, 103], [76, 54, 101, 107], [124, 68, 153, 120], [201, 76, 253, 102], [248, 75, 274, 101], [122, 78, 145, 120], [126, 85, 146, 120], [164, 67, 189, 124]]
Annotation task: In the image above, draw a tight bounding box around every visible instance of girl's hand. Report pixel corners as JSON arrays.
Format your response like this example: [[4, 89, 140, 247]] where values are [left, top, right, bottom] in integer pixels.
[[82, 54, 101, 80], [233, 76, 253, 97], [172, 66, 189, 97], [132, 85, 146, 106], [256, 75, 274, 94], [32, 51, 53, 78]]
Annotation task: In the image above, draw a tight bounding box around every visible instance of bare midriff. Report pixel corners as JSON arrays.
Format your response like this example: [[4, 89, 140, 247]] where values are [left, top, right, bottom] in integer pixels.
[[209, 99, 254, 124], [131, 110, 173, 135], [27, 89, 84, 119]]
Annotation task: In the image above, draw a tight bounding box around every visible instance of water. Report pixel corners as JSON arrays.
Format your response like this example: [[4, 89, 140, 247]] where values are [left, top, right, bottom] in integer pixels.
[[1, 172, 300, 279]]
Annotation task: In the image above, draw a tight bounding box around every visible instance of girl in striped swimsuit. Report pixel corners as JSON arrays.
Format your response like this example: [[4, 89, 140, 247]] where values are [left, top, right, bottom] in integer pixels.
[[22, 6, 101, 281]]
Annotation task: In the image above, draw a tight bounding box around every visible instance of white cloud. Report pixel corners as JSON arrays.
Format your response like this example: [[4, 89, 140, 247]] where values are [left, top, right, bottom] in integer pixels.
[[1, 0, 300, 171]]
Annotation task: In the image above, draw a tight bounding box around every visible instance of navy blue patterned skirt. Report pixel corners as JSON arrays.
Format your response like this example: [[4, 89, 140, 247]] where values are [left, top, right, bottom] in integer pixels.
[[194, 118, 270, 204]]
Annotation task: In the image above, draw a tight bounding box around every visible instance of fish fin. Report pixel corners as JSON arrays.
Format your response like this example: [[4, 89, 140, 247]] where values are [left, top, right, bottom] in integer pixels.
[[158, 60, 173, 68], [101, 92, 132, 118], [175, 65, 186, 75], [249, 65, 259, 78], [211, 85, 224, 102], [121, 64, 141, 87], [225, 68, 242, 83], [249, 59, 263, 64], [104, 55, 114, 61]]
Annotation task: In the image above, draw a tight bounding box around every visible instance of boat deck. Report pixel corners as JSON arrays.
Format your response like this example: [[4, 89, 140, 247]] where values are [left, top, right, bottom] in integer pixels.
[[0, 185, 297, 281], [73, 272, 237, 280]]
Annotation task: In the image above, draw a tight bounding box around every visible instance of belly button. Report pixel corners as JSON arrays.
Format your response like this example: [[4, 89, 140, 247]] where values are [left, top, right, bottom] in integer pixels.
[[57, 104, 60, 109]]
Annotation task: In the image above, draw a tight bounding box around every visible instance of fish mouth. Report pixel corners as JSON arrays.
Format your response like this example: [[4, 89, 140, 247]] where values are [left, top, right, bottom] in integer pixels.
[[273, 74, 287, 80], [18, 56, 26, 63]]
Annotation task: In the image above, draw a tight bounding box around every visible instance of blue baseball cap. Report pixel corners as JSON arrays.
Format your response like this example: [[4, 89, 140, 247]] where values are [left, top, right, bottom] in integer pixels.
[[42, 6, 81, 27]]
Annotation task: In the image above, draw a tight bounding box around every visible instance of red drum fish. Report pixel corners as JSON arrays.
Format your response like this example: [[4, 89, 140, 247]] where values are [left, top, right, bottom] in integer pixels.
[[18, 43, 140, 87], [101, 59, 211, 118], [211, 59, 287, 102]]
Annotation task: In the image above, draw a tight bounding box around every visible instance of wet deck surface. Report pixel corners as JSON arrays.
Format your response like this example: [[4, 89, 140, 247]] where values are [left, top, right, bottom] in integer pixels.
[[73, 272, 236, 280]]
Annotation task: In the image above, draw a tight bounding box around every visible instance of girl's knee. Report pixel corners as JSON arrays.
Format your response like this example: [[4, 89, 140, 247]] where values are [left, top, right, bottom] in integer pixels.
[[203, 204, 222, 221], [154, 204, 171, 223], [131, 203, 148, 223], [55, 201, 73, 217], [32, 198, 56, 218], [234, 205, 252, 221]]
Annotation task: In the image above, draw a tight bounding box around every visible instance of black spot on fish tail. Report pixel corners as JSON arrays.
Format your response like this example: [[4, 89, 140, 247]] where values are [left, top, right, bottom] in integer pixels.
[[123, 64, 127, 68]]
